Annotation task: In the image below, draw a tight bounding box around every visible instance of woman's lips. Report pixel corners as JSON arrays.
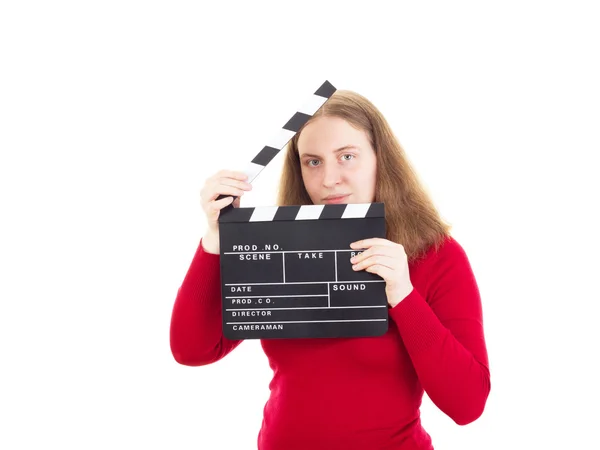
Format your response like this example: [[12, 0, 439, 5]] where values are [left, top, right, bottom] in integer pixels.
[[323, 195, 349, 204]]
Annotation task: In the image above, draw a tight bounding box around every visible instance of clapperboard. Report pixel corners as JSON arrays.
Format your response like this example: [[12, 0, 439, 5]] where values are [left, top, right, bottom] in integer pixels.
[[218, 81, 388, 340]]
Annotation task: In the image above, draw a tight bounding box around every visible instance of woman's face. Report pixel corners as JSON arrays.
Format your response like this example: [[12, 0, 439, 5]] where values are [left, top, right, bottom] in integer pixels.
[[297, 116, 377, 205]]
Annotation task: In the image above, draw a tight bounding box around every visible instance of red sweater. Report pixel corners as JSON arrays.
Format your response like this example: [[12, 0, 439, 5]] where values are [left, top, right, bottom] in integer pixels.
[[170, 235, 490, 449]]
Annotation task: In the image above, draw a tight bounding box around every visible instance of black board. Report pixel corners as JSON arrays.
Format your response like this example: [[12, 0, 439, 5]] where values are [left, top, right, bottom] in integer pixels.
[[218, 202, 388, 340]]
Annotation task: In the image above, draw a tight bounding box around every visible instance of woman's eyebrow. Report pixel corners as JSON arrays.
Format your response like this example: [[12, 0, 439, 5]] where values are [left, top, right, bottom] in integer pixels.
[[300, 145, 360, 158]]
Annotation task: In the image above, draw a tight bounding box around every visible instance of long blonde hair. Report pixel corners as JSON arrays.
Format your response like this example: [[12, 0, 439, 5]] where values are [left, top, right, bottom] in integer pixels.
[[275, 89, 452, 262]]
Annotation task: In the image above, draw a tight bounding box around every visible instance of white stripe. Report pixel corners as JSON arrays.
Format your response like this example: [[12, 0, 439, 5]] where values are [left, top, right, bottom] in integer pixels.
[[222, 249, 374, 254], [298, 94, 328, 116], [242, 162, 265, 183], [249, 206, 279, 222], [266, 128, 297, 150], [341, 203, 371, 218], [226, 319, 386, 325], [225, 280, 385, 285], [226, 295, 327, 298], [226, 306, 387, 311], [296, 204, 324, 220]]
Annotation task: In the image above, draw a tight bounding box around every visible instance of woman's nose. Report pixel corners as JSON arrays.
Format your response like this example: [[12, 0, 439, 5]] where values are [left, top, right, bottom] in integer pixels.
[[322, 164, 342, 187]]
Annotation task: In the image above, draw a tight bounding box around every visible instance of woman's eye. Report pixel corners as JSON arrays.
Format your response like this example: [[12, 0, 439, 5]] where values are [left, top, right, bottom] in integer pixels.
[[341, 154, 354, 161], [307, 160, 320, 167]]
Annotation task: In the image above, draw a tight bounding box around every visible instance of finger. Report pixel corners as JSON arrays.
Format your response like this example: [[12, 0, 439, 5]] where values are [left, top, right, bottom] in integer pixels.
[[350, 238, 396, 250], [363, 264, 391, 281], [203, 177, 252, 202], [352, 255, 396, 272], [232, 197, 241, 208], [216, 177, 253, 191], [216, 170, 249, 181], [204, 185, 247, 202], [205, 196, 235, 216], [350, 245, 395, 264]]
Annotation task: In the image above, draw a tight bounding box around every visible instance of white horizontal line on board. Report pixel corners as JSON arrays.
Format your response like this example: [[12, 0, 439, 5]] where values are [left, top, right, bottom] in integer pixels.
[[226, 306, 388, 311], [226, 319, 387, 325], [225, 280, 385, 286], [223, 249, 361, 254], [225, 294, 328, 299]]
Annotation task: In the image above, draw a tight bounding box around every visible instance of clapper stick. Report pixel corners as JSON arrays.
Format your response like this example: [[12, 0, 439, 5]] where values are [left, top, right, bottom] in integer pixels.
[[215, 80, 337, 208]]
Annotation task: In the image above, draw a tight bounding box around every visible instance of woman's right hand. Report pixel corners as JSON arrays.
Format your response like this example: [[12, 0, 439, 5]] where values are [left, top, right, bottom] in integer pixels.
[[200, 169, 253, 254]]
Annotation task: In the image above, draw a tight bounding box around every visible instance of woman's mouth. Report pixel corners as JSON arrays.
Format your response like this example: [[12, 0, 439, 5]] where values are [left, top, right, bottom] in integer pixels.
[[323, 194, 350, 204]]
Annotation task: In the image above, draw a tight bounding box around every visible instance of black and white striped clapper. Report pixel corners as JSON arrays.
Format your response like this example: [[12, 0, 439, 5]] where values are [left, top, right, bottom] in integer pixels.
[[219, 203, 388, 340], [216, 80, 337, 208], [240, 80, 337, 185]]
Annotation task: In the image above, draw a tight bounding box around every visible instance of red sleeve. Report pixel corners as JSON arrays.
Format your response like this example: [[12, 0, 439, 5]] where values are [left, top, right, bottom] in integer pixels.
[[389, 237, 491, 425], [169, 239, 242, 366]]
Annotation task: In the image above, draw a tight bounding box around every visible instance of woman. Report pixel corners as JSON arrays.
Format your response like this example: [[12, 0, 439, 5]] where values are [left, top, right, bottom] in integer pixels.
[[170, 90, 491, 449]]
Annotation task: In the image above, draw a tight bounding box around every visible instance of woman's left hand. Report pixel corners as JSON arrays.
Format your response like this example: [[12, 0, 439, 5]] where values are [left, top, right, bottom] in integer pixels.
[[350, 238, 414, 308]]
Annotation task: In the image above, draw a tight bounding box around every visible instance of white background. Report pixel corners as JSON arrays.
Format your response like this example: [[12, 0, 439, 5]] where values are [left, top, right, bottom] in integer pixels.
[[1, 1, 599, 449]]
